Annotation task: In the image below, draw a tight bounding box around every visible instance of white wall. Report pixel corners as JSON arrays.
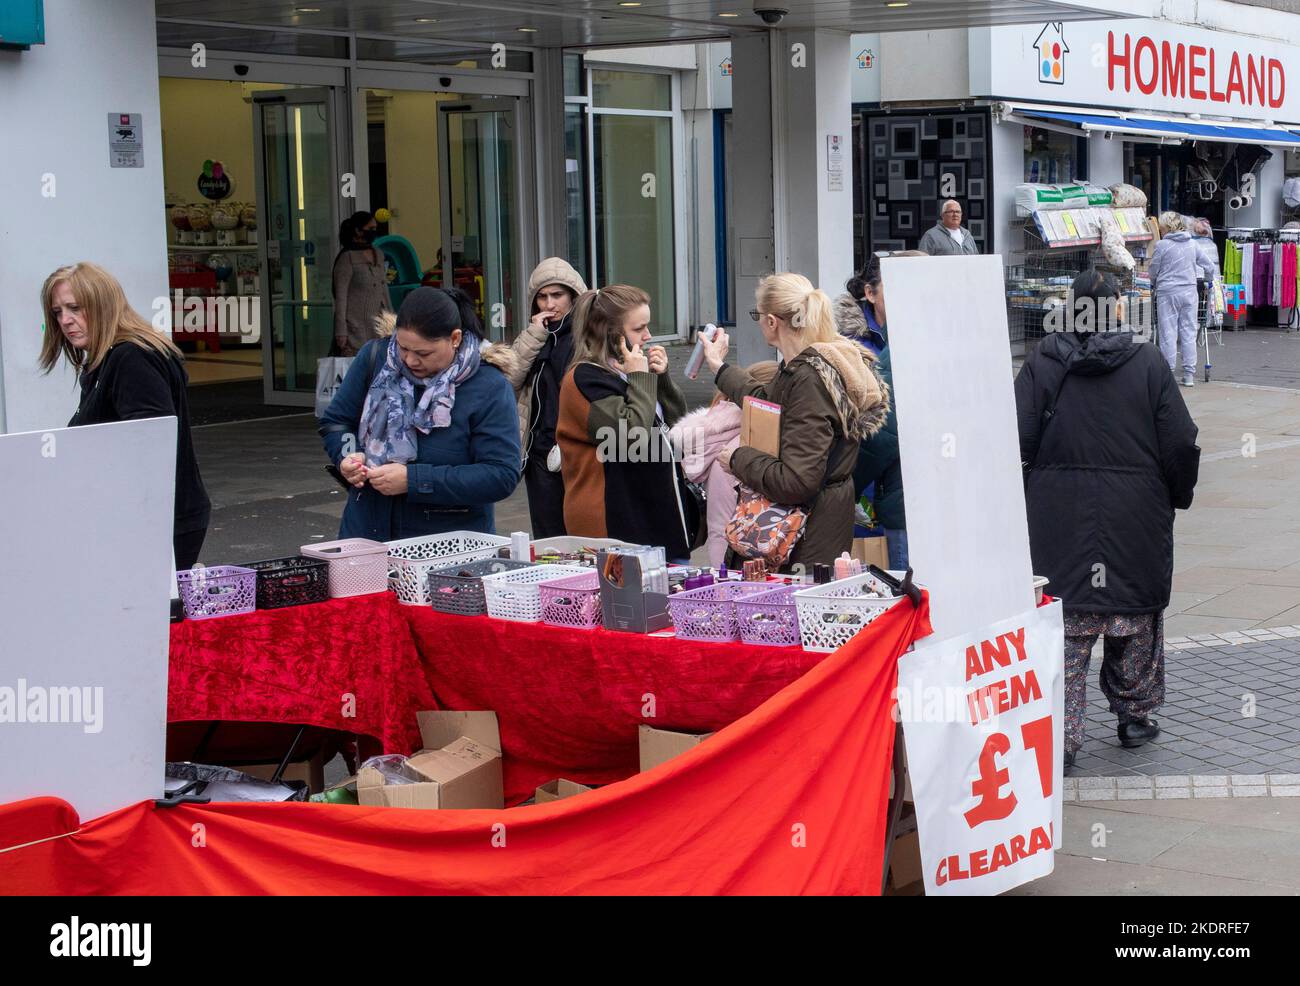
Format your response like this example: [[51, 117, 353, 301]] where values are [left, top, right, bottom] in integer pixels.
[[991, 118, 1026, 263], [0, 0, 168, 435], [1088, 133, 1126, 189], [881, 29, 970, 103]]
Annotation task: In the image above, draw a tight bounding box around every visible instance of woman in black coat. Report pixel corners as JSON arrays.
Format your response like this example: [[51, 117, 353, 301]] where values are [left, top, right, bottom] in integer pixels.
[[1015, 270, 1199, 772], [40, 262, 211, 569]]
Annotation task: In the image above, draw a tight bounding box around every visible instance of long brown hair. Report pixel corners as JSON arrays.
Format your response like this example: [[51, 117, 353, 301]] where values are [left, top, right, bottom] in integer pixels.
[[39, 262, 181, 374], [568, 284, 651, 371]]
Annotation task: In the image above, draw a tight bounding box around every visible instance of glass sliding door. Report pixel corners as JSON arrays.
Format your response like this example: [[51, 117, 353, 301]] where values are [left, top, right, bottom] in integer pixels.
[[438, 98, 517, 341], [253, 87, 340, 403]]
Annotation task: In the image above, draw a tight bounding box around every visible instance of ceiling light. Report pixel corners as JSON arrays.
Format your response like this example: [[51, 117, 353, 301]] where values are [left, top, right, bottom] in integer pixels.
[[518, 27, 539, 32], [719, 11, 740, 16], [619, 1, 643, 6], [294, 6, 321, 12], [884, 1, 910, 7], [414, 17, 437, 23]]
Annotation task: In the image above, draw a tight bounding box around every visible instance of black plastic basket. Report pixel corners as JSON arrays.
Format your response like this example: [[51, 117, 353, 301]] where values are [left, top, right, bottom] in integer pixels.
[[243, 556, 330, 610], [426, 558, 534, 616]]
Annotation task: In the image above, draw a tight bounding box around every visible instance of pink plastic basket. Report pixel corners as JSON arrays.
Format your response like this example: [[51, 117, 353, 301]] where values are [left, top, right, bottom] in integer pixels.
[[667, 582, 773, 642], [538, 572, 603, 630], [734, 584, 803, 647], [300, 538, 389, 598], [177, 565, 257, 620]]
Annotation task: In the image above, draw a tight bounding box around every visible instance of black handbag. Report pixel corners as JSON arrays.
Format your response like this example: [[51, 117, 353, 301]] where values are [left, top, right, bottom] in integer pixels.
[[679, 474, 708, 552]]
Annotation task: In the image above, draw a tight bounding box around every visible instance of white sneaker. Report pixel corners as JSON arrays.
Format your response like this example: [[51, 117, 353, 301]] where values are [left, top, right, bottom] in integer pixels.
[[1181, 372, 1195, 387]]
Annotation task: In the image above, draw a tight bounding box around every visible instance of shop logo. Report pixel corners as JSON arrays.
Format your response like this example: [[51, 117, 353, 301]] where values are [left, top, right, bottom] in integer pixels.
[[197, 159, 233, 200], [1034, 22, 1068, 85], [719, 57, 732, 78], [856, 49, 874, 70]]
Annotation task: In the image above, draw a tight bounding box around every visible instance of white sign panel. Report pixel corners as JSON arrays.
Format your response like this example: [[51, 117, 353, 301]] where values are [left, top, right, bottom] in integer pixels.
[[986, 19, 1300, 123], [899, 602, 1065, 895], [0, 418, 175, 822], [107, 111, 144, 168], [881, 255, 1035, 641]]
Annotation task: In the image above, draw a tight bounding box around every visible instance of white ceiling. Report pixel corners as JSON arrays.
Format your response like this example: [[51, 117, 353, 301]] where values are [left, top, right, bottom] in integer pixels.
[[155, 0, 1144, 48]]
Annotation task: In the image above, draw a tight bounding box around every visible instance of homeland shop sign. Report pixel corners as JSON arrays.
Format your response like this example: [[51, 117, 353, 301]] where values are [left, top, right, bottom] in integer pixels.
[[985, 19, 1300, 122]]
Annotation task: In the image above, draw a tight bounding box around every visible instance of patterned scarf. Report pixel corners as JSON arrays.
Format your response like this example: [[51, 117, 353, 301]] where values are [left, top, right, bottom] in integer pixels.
[[358, 333, 481, 467]]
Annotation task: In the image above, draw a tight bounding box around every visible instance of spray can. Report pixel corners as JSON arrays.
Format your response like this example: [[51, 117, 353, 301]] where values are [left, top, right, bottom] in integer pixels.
[[684, 323, 719, 381]]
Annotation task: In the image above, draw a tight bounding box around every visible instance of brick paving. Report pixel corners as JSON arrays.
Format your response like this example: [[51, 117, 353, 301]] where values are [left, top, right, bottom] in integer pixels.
[[1072, 627, 1300, 781]]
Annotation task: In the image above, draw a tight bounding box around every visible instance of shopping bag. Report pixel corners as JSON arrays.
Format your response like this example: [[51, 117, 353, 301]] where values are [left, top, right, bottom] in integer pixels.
[[315, 356, 353, 417]]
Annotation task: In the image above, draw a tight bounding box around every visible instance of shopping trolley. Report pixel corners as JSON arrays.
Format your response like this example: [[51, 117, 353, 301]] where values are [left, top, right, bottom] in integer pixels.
[[1197, 278, 1226, 383]]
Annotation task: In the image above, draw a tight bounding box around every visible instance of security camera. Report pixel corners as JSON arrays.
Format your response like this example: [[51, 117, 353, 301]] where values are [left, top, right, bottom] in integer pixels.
[[234, 63, 250, 77], [440, 76, 452, 87], [754, 5, 788, 25]]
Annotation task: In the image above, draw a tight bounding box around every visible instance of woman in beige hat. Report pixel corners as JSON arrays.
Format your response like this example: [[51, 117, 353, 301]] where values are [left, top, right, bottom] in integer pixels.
[[506, 258, 589, 536]]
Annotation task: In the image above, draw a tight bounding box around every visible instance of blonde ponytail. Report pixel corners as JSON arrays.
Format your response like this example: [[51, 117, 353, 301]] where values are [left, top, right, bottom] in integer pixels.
[[757, 273, 838, 347]]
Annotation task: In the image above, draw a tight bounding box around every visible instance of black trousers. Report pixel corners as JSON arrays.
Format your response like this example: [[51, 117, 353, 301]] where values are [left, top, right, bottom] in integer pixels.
[[524, 452, 568, 538], [174, 527, 208, 571]]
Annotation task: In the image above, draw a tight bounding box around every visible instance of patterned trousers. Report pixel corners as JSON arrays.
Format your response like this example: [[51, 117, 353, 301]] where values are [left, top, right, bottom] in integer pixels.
[[1063, 611, 1165, 755]]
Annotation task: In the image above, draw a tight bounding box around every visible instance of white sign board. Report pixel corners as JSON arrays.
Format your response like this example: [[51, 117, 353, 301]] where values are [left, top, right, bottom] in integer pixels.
[[986, 19, 1300, 123], [881, 254, 1035, 641], [898, 602, 1065, 895], [107, 111, 144, 168], [0, 418, 176, 822]]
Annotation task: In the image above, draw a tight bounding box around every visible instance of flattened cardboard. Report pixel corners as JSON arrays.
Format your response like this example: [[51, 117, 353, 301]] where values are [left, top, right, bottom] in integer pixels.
[[740, 396, 781, 457], [851, 536, 890, 570], [638, 724, 715, 773], [534, 778, 594, 803]]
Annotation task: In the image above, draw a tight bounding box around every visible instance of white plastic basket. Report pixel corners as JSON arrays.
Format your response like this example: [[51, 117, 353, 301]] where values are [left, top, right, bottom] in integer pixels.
[[481, 564, 590, 622], [793, 571, 907, 653], [300, 539, 390, 598], [530, 536, 640, 557], [386, 531, 512, 605]]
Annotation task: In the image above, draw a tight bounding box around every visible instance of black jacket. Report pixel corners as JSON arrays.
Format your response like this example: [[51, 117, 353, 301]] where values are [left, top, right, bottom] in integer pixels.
[[1015, 331, 1199, 614], [523, 311, 576, 462], [72, 342, 211, 535], [852, 346, 904, 530]]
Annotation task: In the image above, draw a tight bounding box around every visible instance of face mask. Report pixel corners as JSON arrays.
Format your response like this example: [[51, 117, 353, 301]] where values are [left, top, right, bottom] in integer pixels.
[[361, 228, 378, 245]]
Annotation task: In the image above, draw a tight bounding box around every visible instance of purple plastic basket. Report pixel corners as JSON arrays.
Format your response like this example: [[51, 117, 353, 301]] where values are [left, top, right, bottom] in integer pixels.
[[734, 584, 803, 647], [176, 565, 257, 620], [667, 582, 773, 642], [538, 572, 603, 630]]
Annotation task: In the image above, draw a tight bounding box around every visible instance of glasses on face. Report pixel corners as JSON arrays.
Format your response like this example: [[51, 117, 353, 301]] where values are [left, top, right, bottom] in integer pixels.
[[943, 210, 961, 217], [749, 309, 763, 321]]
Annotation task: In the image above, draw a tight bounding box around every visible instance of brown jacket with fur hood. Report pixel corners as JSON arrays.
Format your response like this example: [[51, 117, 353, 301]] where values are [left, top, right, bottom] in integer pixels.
[[715, 338, 888, 570]]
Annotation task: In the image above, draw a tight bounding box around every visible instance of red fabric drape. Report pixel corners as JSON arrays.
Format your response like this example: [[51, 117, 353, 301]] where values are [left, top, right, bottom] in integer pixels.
[[404, 609, 828, 802], [1, 594, 929, 896], [168, 592, 434, 754]]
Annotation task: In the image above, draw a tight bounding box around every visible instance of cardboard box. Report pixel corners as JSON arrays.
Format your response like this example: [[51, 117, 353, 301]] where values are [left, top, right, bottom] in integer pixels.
[[850, 535, 890, 570], [237, 752, 326, 793], [888, 829, 924, 890], [534, 778, 594, 803], [357, 711, 503, 810], [740, 396, 781, 456], [638, 724, 714, 772]]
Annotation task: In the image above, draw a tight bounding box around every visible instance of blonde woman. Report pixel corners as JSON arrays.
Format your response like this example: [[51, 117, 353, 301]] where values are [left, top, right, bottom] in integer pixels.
[[1149, 211, 1215, 387], [555, 285, 692, 560], [39, 262, 211, 568], [700, 272, 888, 569]]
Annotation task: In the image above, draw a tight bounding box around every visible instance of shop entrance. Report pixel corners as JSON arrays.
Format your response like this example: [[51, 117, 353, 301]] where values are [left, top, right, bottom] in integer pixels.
[[357, 70, 530, 344]]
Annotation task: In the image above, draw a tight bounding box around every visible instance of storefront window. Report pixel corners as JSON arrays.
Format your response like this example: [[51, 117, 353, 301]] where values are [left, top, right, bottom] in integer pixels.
[[594, 112, 675, 335], [564, 52, 586, 99], [565, 105, 591, 285], [1023, 126, 1086, 184], [592, 70, 671, 112]]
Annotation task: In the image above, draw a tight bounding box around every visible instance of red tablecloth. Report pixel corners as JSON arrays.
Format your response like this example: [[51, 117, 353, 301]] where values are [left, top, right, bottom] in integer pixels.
[[168, 592, 434, 755], [404, 609, 824, 803]]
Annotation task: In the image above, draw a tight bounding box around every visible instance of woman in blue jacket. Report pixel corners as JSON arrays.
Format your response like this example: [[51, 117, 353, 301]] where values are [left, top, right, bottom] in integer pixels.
[[319, 286, 521, 540]]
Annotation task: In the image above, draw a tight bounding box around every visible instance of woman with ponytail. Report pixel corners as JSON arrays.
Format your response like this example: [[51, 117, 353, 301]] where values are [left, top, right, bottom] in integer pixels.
[[555, 285, 693, 560], [699, 272, 889, 569], [319, 285, 521, 540]]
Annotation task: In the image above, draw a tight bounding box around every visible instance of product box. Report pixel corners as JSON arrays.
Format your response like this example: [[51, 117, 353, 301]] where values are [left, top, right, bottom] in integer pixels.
[[598, 549, 671, 633], [740, 396, 782, 456], [638, 725, 715, 772], [357, 711, 503, 810], [533, 778, 594, 803]]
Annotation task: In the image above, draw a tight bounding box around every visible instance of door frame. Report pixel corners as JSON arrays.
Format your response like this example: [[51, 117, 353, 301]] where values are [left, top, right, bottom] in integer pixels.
[[251, 85, 349, 406], [351, 67, 535, 342]]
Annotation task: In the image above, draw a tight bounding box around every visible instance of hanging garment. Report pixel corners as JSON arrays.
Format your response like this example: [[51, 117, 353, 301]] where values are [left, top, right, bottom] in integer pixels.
[[1241, 243, 1255, 305], [1255, 243, 1274, 306], [1283, 243, 1298, 310], [1274, 243, 1283, 306]]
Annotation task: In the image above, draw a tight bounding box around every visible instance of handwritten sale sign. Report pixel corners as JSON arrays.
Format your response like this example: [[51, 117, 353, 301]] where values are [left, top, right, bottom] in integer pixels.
[[898, 601, 1064, 896]]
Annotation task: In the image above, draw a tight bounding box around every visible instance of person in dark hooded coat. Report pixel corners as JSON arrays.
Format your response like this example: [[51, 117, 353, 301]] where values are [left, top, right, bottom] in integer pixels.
[[1015, 269, 1200, 772]]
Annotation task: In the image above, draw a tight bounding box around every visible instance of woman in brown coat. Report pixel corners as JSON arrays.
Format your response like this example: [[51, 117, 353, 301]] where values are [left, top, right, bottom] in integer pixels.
[[700, 272, 888, 571]]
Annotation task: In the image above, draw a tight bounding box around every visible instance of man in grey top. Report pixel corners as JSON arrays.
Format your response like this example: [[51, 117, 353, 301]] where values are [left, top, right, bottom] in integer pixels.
[[919, 199, 980, 256]]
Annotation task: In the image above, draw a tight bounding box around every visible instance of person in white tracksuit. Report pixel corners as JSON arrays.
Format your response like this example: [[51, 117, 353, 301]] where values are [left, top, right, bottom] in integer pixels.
[[1149, 212, 1215, 387]]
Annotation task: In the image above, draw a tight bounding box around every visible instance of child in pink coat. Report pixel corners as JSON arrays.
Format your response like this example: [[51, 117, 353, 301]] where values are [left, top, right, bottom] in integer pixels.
[[670, 362, 778, 568]]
